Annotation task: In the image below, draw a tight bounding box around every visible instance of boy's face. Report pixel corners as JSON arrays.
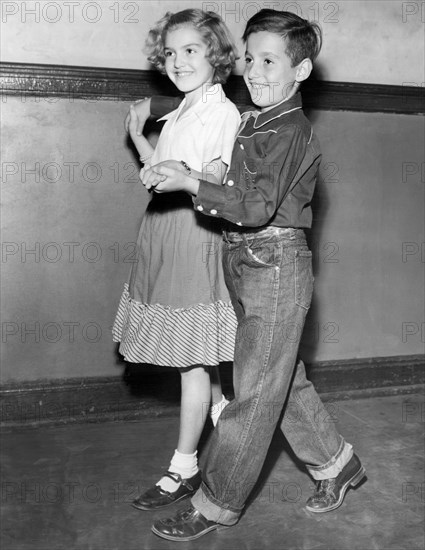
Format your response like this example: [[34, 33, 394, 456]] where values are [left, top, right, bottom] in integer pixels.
[[243, 31, 299, 111]]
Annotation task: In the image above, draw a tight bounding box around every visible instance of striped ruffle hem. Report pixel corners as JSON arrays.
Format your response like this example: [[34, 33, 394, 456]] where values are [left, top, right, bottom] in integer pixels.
[[112, 284, 237, 368]]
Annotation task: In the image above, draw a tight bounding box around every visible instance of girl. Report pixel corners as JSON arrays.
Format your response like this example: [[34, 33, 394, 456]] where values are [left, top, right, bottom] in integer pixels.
[[112, 9, 240, 510]]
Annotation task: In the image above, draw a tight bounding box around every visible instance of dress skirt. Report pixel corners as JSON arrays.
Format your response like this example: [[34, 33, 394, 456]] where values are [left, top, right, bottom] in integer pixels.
[[112, 192, 237, 367]]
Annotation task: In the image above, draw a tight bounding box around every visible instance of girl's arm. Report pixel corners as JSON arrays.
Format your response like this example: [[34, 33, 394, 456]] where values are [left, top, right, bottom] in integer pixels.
[[182, 157, 227, 186], [141, 158, 227, 193]]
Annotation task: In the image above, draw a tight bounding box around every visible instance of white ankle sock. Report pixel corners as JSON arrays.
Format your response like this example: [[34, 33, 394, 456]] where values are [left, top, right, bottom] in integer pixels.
[[210, 395, 229, 427], [156, 450, 198, 492]]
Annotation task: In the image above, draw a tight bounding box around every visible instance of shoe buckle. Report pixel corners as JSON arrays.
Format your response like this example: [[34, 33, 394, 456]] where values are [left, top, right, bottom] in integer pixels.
[[163, 471, 182, 484]]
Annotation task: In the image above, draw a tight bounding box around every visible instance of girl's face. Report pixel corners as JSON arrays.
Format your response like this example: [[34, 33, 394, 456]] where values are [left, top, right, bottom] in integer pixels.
[[164, 25, 215, 100]]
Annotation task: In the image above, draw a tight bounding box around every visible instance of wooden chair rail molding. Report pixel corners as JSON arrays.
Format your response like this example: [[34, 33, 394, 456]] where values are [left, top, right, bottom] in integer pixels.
[[1, 62, 424, 114]]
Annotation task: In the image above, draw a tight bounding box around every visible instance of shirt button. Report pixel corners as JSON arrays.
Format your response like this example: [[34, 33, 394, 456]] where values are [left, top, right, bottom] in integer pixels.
[[210, 209, 217, 215], [227, 180, 234, 186], [196, 205, 203, 212]]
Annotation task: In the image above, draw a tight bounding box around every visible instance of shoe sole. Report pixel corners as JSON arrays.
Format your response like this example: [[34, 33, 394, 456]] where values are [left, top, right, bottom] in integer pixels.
[[306, 466, 366, 513], [151, 523, 220, 541], [131, 491, 195, 511]]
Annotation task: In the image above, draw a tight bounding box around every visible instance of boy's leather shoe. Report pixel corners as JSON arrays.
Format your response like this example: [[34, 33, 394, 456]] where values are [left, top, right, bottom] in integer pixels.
[[306, 453, 366, 513], [151, 505, 221, 541], [132, 471, 201, 511]]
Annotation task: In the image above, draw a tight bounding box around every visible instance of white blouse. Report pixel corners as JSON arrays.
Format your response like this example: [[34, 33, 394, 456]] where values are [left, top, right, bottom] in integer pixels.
[[151, 83, 241, 174]]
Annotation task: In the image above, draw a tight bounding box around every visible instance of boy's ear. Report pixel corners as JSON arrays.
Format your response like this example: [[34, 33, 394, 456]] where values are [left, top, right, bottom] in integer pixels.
[[295, 58, 313, 82]]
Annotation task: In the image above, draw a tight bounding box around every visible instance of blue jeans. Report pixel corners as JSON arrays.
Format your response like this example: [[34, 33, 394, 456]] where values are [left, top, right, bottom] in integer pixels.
[[192, 227, 353, 525]]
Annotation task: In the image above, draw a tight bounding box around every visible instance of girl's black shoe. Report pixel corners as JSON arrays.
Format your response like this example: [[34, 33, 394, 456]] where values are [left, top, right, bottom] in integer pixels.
[[132, 471, 202, 511]]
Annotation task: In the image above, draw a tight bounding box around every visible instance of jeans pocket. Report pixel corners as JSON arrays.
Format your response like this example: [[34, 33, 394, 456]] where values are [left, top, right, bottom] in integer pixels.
[[245, 243, 278, 268], [295, 250, 314, 310]]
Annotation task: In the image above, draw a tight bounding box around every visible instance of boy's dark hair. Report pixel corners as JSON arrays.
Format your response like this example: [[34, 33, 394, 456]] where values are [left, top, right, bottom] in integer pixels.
[[145, 9, 237, 84], [242, 9, 322, 67]]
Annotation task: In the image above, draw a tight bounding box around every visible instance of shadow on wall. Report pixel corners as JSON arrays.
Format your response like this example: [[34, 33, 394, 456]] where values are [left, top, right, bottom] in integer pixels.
[[301, 151, 330, 363], [114, 342, 234, 403], [299, 63, 331, 362]]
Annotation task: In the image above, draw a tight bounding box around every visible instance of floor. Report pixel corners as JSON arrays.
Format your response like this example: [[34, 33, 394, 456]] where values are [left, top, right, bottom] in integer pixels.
[[1, 391, 424, 550]]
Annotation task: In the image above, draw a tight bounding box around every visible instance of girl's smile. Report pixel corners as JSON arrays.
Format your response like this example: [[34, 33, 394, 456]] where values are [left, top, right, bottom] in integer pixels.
[[164, 26, 215, 105]]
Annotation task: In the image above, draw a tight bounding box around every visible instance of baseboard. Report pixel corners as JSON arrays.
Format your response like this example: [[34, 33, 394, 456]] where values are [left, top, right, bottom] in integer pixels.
[[1, 355, 423, 428], [1, 62, 424, 114]]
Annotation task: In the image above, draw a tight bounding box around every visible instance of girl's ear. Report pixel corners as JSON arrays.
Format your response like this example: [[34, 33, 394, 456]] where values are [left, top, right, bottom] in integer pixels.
[[295, 58, 313, 83]]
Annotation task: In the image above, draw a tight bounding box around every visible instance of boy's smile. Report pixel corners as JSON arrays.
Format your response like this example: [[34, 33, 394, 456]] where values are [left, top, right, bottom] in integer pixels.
[[164, 26, 215, 104], [243, 31, 304, 111]]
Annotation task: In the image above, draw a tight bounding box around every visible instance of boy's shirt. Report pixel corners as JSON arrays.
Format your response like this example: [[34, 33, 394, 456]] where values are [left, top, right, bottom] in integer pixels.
[[151, 93, 321, 229]]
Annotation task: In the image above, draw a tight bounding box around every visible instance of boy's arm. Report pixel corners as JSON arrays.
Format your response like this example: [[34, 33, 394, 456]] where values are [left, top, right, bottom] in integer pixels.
[[125, 96, 183, 135], [149, 96, 253, 117], [130, 96, 252, 132], [193, 126, 315, 227], [127, 96, 183, 135], [150, 96, 183, 118]]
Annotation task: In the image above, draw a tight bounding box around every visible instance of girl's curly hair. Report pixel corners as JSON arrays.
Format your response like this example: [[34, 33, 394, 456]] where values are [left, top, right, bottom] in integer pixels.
[[144, 9, 237, 84]]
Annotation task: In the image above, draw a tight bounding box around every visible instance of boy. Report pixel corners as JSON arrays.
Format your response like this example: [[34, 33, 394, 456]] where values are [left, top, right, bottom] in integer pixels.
[[131, 9, 365, 542]]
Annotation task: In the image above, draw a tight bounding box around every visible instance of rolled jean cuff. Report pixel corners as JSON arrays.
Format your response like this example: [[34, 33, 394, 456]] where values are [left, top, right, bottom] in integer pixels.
[[306, 439, 354, 480], [191, 486, 240, 526]]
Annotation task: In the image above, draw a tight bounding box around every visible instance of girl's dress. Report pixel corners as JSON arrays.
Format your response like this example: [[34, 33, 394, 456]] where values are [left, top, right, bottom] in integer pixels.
[[113, 84, 240, 367]]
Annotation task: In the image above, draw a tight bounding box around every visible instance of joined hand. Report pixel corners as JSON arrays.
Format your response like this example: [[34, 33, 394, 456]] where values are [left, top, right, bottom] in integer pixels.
[[140, 160, 191, 193]]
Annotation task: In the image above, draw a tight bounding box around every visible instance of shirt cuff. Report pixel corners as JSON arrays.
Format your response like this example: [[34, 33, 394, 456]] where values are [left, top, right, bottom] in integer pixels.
[[193, 179, 226, 218]]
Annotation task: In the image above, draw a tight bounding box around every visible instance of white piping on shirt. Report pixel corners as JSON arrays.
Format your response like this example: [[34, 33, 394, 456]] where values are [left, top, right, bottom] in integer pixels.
[[308, 127, 314, 144], [238, 129, 277, 138], [253, 106, 302, 128]]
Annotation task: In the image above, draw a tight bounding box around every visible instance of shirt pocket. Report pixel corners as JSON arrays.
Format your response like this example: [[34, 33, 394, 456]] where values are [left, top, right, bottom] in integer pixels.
[[242, 157, 260, 190]]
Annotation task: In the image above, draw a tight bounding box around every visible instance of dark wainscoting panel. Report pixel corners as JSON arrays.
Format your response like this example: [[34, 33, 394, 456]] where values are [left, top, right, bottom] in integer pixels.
[[1, 355, 423, 427], [1, 62, 424, 114]]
